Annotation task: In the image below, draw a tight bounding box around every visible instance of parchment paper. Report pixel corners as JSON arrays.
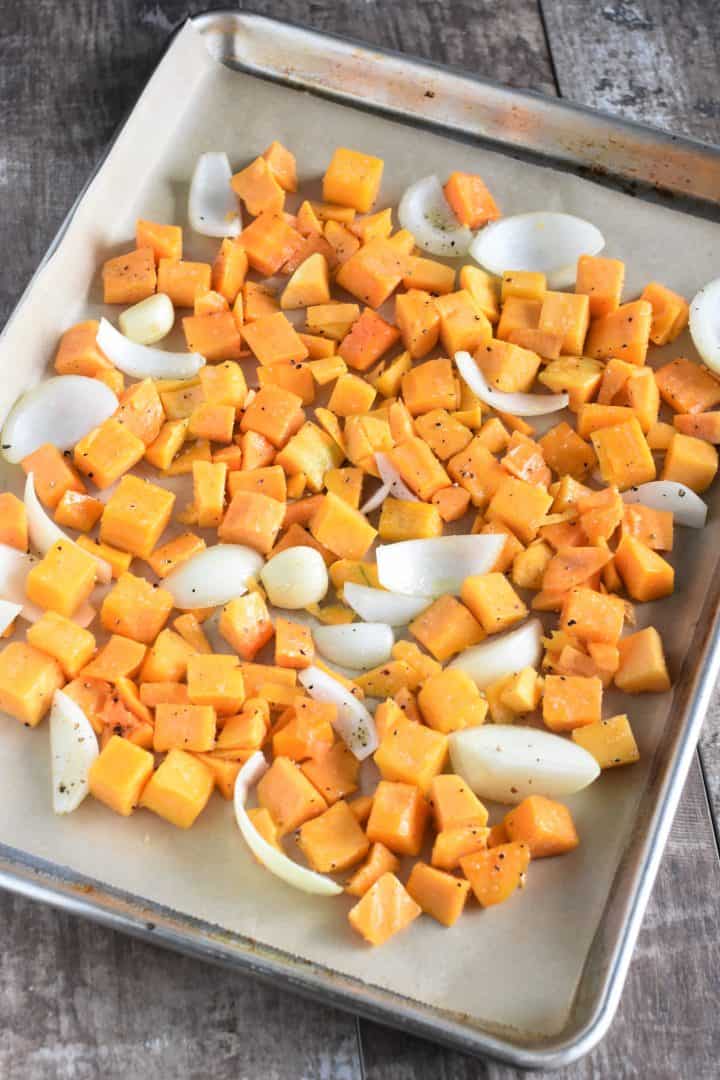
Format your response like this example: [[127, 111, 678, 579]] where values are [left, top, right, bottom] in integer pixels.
[[1, 22, 720, 1040]]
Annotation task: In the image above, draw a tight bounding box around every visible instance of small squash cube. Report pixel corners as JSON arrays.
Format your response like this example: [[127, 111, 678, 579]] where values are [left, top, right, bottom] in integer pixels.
[[219, 593, 274, 661], [298, 800, 370, 873], [385, 438, 450, 501], [139, 629, 195, 683], [146, 533, 205, 580], [539, 356, 604, 412], [614, 534, 674, 602], [378, 498, 443, 542], [153, 703, 217, 753], [136, 219, 182, 262], [542, 674, 602, 732], [140, 748, 214, 828], [428, 774, 488, 831], [26, 539, 97, 617], [418, 669, 488, 733], [487, 476, 553, 545], [431, 823, 490, 871], [615, 626, 671, 694], [461, 572, 528, 635], [309, 492, 377, 560], [572, 713, 640, 768], [22, 444, 85, 509], [661, 432, 718, 493], [103, 247, 156, 305], [100, 572, 173, 645], [402, 357, 458, 416], [54, 490, 104, 533], [187, 654, 245, 715], [500, 667, 543, 714], [346, 843, 399, 897], [444, 171, 500, 228], [217, 699, 269, 752], [73, 418, 145, 490], [0, 492, 28, 551], [157, 258, 211, 308], [591, 418, 656, 491], [323, 147, 384, 212], [585, 300, 652, 366], [0, 641, 64, 726], [560, 586, 625, 645], [655, 357, 720, 414], [366, 780, 429, 856], [257, 756, 327, 836], [231, 156, 285, 216], [219, 490, 286, 554], [414, 409, 473, 461], [242, 312, 309, 367], [348, 872, 421, 946], [409, 595, 485, 662], [301, 741, 360, 804], [406, 861, 470, 927], [373, 722, 448, 793], [241, 384, 305, 449], [435, 289, 493, 355], [461, 841, 530, 907], [26, 612, 96, 678], [575, 254, 625, 317], [504, 795, 579, 857], [275, 617, 314, 670], [641, 281, 689, 345], [54, 320, 114, 377], [100, 475, 174, 559], [89, 734, 154, 816]]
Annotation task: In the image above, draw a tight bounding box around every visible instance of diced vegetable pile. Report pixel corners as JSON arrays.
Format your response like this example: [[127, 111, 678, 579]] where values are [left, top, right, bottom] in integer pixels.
[[0, 139, 717, 948]]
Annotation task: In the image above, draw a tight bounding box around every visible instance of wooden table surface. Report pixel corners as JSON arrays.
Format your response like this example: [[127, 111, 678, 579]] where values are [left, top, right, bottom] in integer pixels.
[[2, 2, 719, 1077]]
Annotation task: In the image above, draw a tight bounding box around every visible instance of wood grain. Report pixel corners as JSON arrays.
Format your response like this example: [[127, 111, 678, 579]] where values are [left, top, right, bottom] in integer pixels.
[[0, 2, 719, 1078]]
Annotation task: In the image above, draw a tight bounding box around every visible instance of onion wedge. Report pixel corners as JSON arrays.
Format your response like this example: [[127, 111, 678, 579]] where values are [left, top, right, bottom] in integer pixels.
[[188, 151, 242, 238], [449, 618, 543, 688], [298, 665, 378, 759], [233, 752, 342, 896], [0, 599, 22, 635], [50, 689, 99, 814], [622, 481, 707, 528], [449, 724, 600, 804], [24, 473, 112, 584], [455, 351, 568, 416], [689, 277, 720, 373], [1, 376, 118, 464], [398, 175, 473, 256], [469, 211, 604, 289], [360, 482, 391, 514], [163, 544, 264, 609], [96, 318, 205, 381], [376, 534, 505, 597], [343, 583, 432, 627], [313, 623, 394, 670]]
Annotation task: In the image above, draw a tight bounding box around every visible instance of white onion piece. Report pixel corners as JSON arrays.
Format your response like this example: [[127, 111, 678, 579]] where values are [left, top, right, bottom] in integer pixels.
[[377, 534, 505, 597], [449, 724, 600, 804], [24, 473, 112, 584], [314, 623, 394, 670], [97, 318, 204, 381], [118, 293, 175, 345], [449, 618, 543, 689], [622, 481, 707, 528], [360, 482, 391, 514], [261, 547, 329, 609], [163, 544, 264, 608], [0, 599, 22, 635], [343, 583, 432, 627], [375, 453, 419, 502], [1, 376, 118, 464], [50, 690, 99, 814], [298, 665, 377, 760], [233, 752, 342, 896], [398, 175, 473, 256], [689, 277, 720, 373], [469, 211, 604, 289], [189, 151, 242, 238], [455, 351, 569, 416]]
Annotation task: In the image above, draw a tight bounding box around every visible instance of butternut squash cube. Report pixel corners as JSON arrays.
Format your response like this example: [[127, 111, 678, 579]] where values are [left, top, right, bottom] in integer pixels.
[[487, 476, 553, 545], [428, 773, 488, 831], [615, 626, 671, 693], [418, 669, 488, 734], [231, 156, 285, 216], [585, 300, 652, 366], [0, 641, 64, 726], [655, 357, 720, 414], [139, 629, 195, 683], [560, 586, 625, 645], [100, 475, 174, 559], [146, 533, 205, 580], [475, 339, 541, 394], [54, 320, 114, 377], [572, 713, 640, 768], [575, 254, 625, 317], [641, 281, 689, 345], [414, 409, 473, 461], [258, 755, 327, 836], [242, 312, 308, 367], [385, 437, 450, 501], [218, 700, 269, 752], [327, 373, 377, 417], [280, 252, 331, 310], [298, 800, 370, 873], [435, 289, 493, 355], [140, 748, 214, 828], [542, 673, 602, 732], [461, 841, 530, 907], [501, 270, 546, 303], [276, 421, 344, 493], [157, 258, 211, 308], [432, 823, 490, 871], [103, 247, 156, 305], [539, 421, 595, 480], [447, 438, 506, 508], [373, 722, 448, 793], [89, 734, 154, 816], [54, 490, 104, 533], [212, 237, 248, 304], [661, 432, 718, 493], [378, 498, 443, 542], [153, 703, 217, 753], [444, 171, 500, 228], [348, 871, 421, 946], [187, 654, 245, 715], [409, 595, 485, 662], [406, 862, 470, 927], [538, 355, 604, 412], [26, 539, 97, 617], [336, 239, 409, 309], [500, 667, 543, 714], [22, 444, 86, 510], [538, 291, 589, 355], [323, 147, 384, 212], [144, 418, 189, 471], [301, 741, 360, 804], [26, 612, 96, 678], [504, 795, 579, 857], [100, 572, 173, 645], [0, 492, 28, 552], [395, 288, 440, 358], [73, 418, 145, 490], [241, 384, 305, 448], [366, 780, 429, 856], [275, 617, 314, 670], [346, 843, 399, 897], [338, 307, 400, 372], [219, 593, 274, 662], [591, 418, 656, 491], [219, 490, 285, 554], [614, 534, 674, 602], [461, 572, 528, 634], [136, 219, 182, 263], [309, 492, 377, 560], [194, 753, 242, 801]]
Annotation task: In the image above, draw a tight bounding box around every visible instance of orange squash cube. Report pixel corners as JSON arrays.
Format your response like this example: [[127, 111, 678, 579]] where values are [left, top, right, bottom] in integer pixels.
[[504, 795, 579, 857], [54, 490, 104, 533], [418, 668, 488, 733], [542, 673, 602, 732], [431, 823, 490, 871], [366, 780, 429, 856], [115, 379, 165, 446], [153, 703, 217, 753], [26, 539, 97, 617], [655, 357, 720, 414], [0, 492, 28, 550], [475, 338, 542, 396], [487, 476, 553, 545], [346, 843, 399, 898], [219, 490, 285, 554], [136, 219, 182, 262], [337, 308, 400, 372], [26, 611, 96, 678], [335, 240, 409, 309], [435, 289, 493, 355], [662, 432, 718, 493], [403, 255, 456, 295], [428, 774, 488, 831], [585, 300, 652, 366], [501, 270, 546, 304], [146, 533, 205, 580], [572, 713, 640, 768], [409, 595, 485, 663], [217, 699, 269, 752], [22, 444, 85, 509], [231, 156, 285, 216], [257, 755, 327, 836], [496, 296, 541, 341], [373, 722, 448, 793], [443, 171, 500, 228], [219, 593, 274, 661], [100, 572, 173, 645], [102, 247, 156, 304], [615, 626, 670, 693], [641, 281, 689, 345], [575, 255, 625, 317], [461, 841, 530, 907], [54, 320, 114, 377], [401, 357, 457, 416], [461, 572, 527, 634], [140, 748, 214, 828], [323, 147, 384, 212], [301, 741, 360, 804], [275, 617, 314, 670], [262, 139, 297, 192], [395, 289, 441, 359], [0, 641, 64, 726], [156, 258, 211, 308], [187, 654, 245, 715], [81, 635, 146, 682], [211, 238, 248, 304], [89, 734, 154, 816], [144, 418, 189, 471], [309, 492, 377, 560], [240, 210, 303, 277], [100, 475, 174, 559], [614, 534, 674, 602], [591, 418, 656, 491], [406, 861, 471, 927], [241, 384, 305, 448], [298, 800, 370, 873], [139, 629, 195, 683], [538, 291, 589, 355], [272, 698, 335, 762], [182, 312, 244, 362], [348, 871, 421, 946], [560, 586, 625, 645]]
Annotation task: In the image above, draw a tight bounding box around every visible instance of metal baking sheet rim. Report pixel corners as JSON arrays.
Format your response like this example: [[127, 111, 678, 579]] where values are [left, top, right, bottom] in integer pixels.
[[1, 9, 720, 1070]]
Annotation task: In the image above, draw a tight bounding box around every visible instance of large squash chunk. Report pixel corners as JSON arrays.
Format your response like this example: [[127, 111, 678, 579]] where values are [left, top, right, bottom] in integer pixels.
[[26, 612, 96, 678], [322, 148, 384, 212], [348, 872, 421, 946], [26, 539, 97, 617], [89, 734, 154, 816], [140, 748, 214, 828], [406, 861, 471, 927], [102, 247, 156, 305], [486, 476, 553, 545], [257, 756, 327, 836], [310, 493, 377, 560], [100, 475, 175, 558], [0, 642, 64, 726], [219, 491, 285, 554], [590, 418, 656, 490], [503, 795, 579, 857], [187, 654, 245, 715], [655, 357, 720, 414], [101, 572, 173, 645], [542, 674, 603, 732], [366, 780, 429, 856], [153, 703, 217, 753], [615, 626, 671, 693], [0, 492, 28, 551], [560, 586, 625, 645], [461, 572, 528, 634], [661, 432, 718, 493], [572, 714, 640, 768], [460, 842, 530, 907], [614, 535, 674, 602], [22, 443, 85, 509], [584, 300, 652, 366], [298, 800, 370, 872], [74, 418, 146, 489], [241, 385, 305, 448], [373, 722, 448, 793], [419, 669, 488, 733], [409, 595, 485, 663]]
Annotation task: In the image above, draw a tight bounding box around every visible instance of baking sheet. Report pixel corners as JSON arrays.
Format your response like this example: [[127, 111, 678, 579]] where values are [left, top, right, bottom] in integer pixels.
[[1, 17, 720, 1048]]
